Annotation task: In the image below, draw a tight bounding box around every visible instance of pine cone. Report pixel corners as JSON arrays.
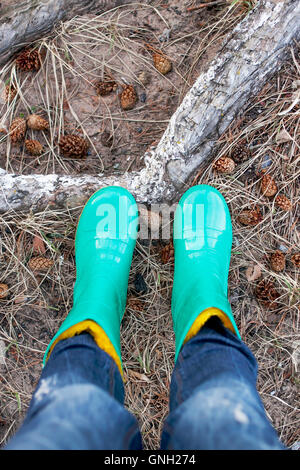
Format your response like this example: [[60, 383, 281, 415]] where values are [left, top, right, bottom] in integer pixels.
[[127, 296, 144, 312], [212, 157, 235, 174], [96, 80, 117, 96], [270, 250, 285, 272], [16, 49, 42, 72], [120, 85, 137, 110], [291, 253, 300, 268], [25, 139, 44, 156], [161, 241, 174, 264], [59, 135, 89, 158], [255, 279, 280, 309], [237, 206, 263, 226], [153, 53, 172, 75], [261, 174, 278, 197], [0, 283, 9, 299], [9, 117, 27, 143], [3, 84, 17, 103], [275, 194, 292, 211], [28, 256, 54, 272], [27, 114, 49, 131], [230, 140, 251, 163]]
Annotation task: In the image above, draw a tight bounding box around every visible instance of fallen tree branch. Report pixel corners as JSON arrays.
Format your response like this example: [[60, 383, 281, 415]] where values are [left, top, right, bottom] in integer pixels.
[[0, 0, 149, 65], [164, 0, 300, 189], [0, 0, 299, 212]]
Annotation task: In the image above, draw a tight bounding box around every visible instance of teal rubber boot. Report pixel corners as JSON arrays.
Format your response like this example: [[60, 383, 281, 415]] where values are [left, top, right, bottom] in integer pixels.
[[43, 186, 139, 371], [172, 184, 240, 362]]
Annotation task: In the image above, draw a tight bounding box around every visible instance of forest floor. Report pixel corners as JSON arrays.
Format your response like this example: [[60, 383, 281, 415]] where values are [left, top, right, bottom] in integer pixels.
[[0, 0, 299, 450]]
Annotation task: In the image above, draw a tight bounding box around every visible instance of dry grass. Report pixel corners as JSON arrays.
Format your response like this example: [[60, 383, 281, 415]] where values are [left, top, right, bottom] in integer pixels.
[[0, 0, 250, 176], [0, 1, 299, 451]]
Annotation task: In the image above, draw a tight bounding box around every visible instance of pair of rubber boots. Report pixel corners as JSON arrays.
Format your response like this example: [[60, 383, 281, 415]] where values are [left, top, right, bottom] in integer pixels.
[[43, 185, 240, 376]]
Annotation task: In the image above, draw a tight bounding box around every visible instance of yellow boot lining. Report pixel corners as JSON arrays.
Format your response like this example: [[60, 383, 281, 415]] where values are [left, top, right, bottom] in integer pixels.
[[45, 320, 123, 377], [46, 308, 234, 379], [184, 307, 236, 345]]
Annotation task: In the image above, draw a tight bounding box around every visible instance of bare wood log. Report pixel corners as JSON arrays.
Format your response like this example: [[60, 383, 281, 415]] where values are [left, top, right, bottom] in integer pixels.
[[0, 0, 299, 212], [0, 170, 173, 212], [0, 0, 148, 65], [165, 0, 300, 189], [0, 172, 124, 212]]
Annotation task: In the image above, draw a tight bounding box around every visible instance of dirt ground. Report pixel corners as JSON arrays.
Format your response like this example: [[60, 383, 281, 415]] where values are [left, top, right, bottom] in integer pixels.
[[0, 0, 244, 176], [0, 0, 299, 450]]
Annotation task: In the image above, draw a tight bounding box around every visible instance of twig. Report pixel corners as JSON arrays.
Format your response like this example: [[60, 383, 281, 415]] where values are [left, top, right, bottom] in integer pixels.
[[187, 1, 227, 11]]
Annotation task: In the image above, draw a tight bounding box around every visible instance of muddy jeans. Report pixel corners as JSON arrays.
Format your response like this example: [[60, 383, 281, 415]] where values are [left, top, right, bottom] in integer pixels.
[[5, 318, 285, 450]]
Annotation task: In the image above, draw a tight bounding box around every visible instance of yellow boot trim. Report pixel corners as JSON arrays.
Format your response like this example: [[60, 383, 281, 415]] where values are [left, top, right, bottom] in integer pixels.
[[184, 307, 236, 345], [46, 320, 123, 377]]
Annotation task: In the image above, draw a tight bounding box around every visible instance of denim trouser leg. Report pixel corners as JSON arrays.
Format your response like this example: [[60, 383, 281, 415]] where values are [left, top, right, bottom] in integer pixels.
[[5, 333, 142, 450], [5, 319, 286, 450], [161, 318, 285, 450]]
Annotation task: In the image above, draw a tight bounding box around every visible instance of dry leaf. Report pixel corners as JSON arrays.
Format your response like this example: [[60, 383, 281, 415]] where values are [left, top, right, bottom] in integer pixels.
[[127, 370, 151, 383], [32, 235, 46, 255], [278, 89, 300, 116], [155, 349, 162, 359], [292, 80, 300, 89], [246, 264, 262, 282], [276, 129, 292, 143], [0, 284, 9, 299], [14, 294, 29, 304]]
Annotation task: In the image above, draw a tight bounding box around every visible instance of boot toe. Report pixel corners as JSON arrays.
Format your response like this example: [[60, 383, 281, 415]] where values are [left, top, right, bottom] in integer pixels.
[[174, 185, 232, 245], [77, 186, 139, 241]]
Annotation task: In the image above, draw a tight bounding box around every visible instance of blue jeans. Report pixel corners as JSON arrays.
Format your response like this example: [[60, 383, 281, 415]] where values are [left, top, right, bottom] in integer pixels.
[[5, 318, 284, 450]]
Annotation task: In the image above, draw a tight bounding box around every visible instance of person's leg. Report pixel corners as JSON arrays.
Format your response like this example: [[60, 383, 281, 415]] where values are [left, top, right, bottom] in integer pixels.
[[5, 186, 141, 449], [161, 317, 284, 450], [6, 333, 142, 450], [163, 185, 285, 450]]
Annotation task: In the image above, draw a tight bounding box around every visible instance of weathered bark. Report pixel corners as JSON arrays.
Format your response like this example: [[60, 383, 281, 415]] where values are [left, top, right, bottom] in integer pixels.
[[0, 0, 148, 65], [0, 0, 299, 212]]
